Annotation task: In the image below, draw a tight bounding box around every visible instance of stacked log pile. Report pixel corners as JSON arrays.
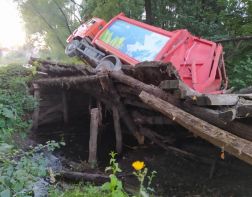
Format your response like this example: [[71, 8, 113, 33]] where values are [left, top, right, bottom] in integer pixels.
[[30, 57, 252, 166]]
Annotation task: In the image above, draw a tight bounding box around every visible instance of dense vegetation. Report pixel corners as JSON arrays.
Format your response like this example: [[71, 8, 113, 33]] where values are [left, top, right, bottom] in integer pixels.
[[0, 64, 35, 142]]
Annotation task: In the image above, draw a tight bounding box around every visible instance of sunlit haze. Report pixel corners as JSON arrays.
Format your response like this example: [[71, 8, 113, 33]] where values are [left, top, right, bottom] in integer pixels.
[[0, 0, 26, 49]]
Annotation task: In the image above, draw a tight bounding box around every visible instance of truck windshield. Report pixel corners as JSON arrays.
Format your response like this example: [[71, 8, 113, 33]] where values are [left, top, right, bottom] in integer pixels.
[[99, 20, 170, 61], [86, 19, 96, 27]]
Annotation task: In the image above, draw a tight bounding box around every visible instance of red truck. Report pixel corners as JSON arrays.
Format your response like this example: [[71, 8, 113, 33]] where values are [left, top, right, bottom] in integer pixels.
[[65, 13, 228, 94]]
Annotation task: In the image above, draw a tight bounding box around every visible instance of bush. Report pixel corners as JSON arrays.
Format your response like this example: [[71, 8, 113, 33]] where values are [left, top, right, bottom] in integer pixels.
[[0, 64, 36, 142], [228, 56, 252, 90], [0, 141, 64, 196]]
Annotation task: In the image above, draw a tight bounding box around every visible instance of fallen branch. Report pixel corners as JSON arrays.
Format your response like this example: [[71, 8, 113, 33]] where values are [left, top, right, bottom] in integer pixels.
[[59, 170, 109, 183]]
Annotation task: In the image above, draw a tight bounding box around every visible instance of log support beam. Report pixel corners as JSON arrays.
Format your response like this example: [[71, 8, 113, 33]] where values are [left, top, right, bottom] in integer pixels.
[[62, 90, 69, 124], [32, 84, 40, 131], [112, 107, 122, 154], [88, 108, 100, 167]]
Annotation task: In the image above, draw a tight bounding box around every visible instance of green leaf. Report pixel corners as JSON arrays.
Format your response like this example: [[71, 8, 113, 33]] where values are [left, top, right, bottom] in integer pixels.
[[0, 189, 11, 197], [1, 108, 15, 119], [0, 143, 13, 153], [101, 182, 111, 191]]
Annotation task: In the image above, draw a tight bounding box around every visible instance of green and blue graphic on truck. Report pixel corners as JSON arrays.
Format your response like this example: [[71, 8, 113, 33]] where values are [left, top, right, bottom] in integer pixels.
[[99, 20, 170, 62]]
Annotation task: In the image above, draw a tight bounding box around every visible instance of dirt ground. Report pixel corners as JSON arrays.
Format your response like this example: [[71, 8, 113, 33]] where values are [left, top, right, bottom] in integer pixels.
[[35, 123, 252, 197]]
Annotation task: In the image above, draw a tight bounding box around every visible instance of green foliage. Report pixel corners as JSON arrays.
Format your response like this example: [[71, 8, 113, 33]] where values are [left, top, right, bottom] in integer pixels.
[[228, 56, 252, 89], [0, 64, 36, 142], [83, 0, 144, 21], [0, 140, 64, 196], [102, 152, 128, 197], [49, 183, 109, 197]]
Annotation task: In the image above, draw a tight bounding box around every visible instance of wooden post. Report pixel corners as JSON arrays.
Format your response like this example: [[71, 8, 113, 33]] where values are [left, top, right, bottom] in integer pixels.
[[139, 91, 252, 166], [62, 90, 69, 124], [32, 83, 40, 131], [99, 74, 144, 144], [112, 106, 122, 154], [88, 108, 99, 167]]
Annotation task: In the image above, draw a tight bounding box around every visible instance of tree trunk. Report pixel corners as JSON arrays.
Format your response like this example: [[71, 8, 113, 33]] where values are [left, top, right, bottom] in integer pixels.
[[145, 0, 153, 24]]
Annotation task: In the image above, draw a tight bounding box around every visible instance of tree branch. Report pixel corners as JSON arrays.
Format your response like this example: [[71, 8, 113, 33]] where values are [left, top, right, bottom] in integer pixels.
[[52, 0, 72, 34], [215, 35, 252, 43], [70, 0, 85, 10]]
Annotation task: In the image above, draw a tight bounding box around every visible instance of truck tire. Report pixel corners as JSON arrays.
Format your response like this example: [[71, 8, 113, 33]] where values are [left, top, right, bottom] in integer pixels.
[[65, 40, 80, 57], [96, 55, 122, 71]]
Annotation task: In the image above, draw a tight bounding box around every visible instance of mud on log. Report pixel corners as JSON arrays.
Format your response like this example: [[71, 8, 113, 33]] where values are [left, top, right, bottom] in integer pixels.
[[139, 91, 252, 166]]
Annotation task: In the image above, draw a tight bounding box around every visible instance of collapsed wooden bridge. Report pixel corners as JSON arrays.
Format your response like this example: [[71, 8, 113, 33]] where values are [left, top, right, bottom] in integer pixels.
[[30, 57, 252, 166]]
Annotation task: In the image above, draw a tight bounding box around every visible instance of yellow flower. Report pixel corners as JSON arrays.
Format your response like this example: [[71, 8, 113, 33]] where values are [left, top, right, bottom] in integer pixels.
[[132, 161, 145, 171]]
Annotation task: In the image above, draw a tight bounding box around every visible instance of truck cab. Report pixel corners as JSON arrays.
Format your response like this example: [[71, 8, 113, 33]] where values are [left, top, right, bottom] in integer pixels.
[[65, 18, 106, 57]]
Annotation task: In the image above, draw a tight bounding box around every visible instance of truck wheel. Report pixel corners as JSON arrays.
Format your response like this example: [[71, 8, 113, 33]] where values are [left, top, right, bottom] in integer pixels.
[[96, 55, 122, 71], [65, 40, 80, 57]]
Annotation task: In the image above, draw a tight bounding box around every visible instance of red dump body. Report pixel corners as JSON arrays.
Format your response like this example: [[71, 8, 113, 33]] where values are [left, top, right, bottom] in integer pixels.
[[93, 14, 227, 94]]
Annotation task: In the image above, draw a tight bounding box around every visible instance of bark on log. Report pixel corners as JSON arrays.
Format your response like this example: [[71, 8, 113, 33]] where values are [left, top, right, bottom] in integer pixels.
[[139, 91, 252, 166]]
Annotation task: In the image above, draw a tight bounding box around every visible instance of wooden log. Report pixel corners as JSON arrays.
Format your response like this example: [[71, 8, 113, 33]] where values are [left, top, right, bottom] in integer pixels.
[[182, 101, 252, 141], [88, 108, 100, 166], [237, 86, 252, 94], [109, 71, 180, 106], [60, 170, 109, 183], [112, 107, 122, 154], [29, 57, 95, 74], [131, 111, 174, 125], [32, 84, 40, 131], [236, 99, 252, 118], [109, 71, 252, 140], [194, 94, 239, 106], [62, 91, 69, 124], [139, 91, 252, 166], [35, 74, 108, 87]]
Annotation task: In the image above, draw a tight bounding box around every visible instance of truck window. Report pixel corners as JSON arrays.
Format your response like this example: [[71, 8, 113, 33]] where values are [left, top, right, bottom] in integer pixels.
[[87, 20, 96, 27]]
